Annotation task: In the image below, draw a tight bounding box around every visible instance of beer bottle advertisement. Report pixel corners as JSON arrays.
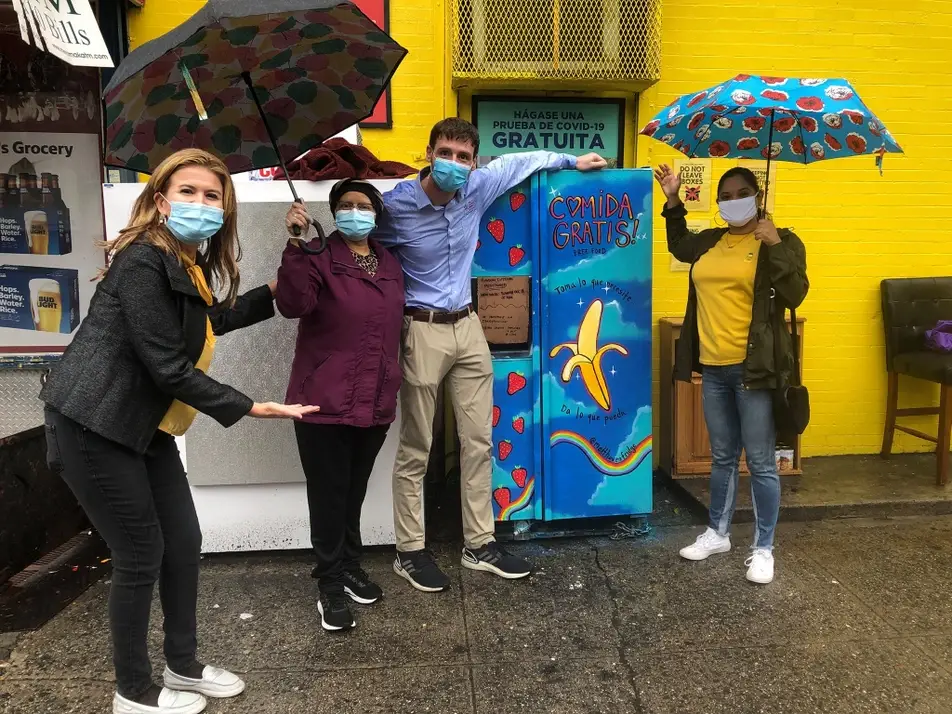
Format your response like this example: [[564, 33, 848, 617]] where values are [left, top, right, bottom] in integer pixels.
[[0, 6, 105, 356]]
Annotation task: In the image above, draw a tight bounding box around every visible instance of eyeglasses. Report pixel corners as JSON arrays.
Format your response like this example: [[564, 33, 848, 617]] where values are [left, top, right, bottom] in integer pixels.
[[337, 202, 375, 212]]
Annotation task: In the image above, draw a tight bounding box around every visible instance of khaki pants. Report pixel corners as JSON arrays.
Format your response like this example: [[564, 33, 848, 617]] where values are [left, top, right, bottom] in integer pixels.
[[393, 311, 495, 551]]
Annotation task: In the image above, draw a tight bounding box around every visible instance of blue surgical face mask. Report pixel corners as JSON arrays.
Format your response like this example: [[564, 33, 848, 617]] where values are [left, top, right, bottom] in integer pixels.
[[431, 157, 472, 193], [161, 196, 224, 245], [335, 209, 376, 241]]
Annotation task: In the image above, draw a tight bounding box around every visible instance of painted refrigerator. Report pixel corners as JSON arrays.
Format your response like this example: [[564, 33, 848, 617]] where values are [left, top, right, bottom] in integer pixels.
[[472, 168, 653, 523]]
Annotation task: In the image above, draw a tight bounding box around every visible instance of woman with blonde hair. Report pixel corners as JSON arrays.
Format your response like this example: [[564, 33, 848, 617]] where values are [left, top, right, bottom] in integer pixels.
[[41, 148, 318, 714]]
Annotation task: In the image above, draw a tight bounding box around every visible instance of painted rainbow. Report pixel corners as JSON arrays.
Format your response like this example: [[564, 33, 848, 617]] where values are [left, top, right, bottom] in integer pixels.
[[549, 431, 652, 476], [499, 478, 535, 520]]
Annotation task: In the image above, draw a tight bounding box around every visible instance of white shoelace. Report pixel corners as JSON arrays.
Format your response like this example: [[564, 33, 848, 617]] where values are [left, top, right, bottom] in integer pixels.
[[698, 530, 724, 548], [745, 549, 772, 567]]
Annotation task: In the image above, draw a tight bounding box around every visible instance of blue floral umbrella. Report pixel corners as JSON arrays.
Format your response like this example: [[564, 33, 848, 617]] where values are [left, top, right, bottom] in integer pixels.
[[639, 75, 902, 204]]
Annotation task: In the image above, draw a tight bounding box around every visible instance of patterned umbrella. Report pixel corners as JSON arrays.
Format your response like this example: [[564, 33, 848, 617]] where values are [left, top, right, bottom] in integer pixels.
[[102, 0, 406, 181], [639, 75, 902, 206]]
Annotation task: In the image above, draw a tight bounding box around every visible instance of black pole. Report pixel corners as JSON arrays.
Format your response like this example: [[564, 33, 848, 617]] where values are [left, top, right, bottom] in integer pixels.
[[242, 71, 299, 202], [762, 108, 775, 220], [240, 71, 325, 253]]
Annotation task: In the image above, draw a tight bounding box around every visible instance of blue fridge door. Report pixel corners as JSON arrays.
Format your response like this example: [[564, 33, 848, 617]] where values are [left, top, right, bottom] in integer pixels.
[[474, 178, 543, 522], [538, 169, 654, 520]]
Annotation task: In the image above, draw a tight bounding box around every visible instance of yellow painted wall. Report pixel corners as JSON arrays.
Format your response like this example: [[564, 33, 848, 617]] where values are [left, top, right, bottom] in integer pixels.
[[128, 0, 952, 457], [638, 0, 952, 456], [126, 0, 445, 169]]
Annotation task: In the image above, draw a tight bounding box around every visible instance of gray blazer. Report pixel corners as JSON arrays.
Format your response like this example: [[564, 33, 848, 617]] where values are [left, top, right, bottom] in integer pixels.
[[40, 241, 275, 454]]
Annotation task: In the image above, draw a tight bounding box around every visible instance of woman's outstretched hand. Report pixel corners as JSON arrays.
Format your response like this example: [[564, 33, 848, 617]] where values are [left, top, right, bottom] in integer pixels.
[[249, 402, 320, 420], [653, 164, 683, 208]]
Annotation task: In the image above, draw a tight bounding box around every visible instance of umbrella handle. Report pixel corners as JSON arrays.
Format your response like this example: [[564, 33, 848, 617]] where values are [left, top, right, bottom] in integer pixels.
[[297, 218, 328, 255]]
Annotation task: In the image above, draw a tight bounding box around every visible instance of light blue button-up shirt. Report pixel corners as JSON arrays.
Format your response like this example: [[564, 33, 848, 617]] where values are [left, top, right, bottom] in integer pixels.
[[374, 151, 578, 311]]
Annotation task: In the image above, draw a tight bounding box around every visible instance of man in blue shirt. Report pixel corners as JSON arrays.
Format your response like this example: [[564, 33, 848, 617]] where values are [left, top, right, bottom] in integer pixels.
[[376, 118, 606, 593]]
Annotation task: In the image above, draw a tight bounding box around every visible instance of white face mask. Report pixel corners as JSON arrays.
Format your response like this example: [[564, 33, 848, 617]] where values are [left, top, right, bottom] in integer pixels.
[[718, 196, 759, 227]]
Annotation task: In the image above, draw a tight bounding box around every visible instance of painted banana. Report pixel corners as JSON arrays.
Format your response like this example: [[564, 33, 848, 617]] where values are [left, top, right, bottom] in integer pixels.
[[549, 299, 628, 411]]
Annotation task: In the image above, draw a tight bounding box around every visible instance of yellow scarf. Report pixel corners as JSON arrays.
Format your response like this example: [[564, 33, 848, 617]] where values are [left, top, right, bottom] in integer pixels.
[[157, 255, 217, 437]]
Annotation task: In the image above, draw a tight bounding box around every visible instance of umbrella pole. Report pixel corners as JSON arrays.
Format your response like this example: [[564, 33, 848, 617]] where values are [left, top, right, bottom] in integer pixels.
[[241, 71, 299, 202], [762, 109, 775, 220], [240, 72, 326, 252]]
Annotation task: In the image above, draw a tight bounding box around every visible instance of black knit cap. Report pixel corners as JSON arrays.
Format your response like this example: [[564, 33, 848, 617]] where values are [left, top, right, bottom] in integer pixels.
[[329, 178, 384, 215]]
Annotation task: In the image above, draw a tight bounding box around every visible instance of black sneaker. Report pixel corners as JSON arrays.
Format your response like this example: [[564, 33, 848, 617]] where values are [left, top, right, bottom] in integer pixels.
[[462, 541, 532, 579], [342, 567, 383, 605], [318, 590, 355, 632], [393, 549, 451, 593]]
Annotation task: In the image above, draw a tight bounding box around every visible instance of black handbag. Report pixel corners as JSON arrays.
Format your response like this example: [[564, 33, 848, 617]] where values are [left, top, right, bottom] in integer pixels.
[[772, 302, 810, 436]]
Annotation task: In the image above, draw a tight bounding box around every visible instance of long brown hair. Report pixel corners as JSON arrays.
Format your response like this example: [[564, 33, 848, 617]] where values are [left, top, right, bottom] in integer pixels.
[[102, 149, 241, 305]]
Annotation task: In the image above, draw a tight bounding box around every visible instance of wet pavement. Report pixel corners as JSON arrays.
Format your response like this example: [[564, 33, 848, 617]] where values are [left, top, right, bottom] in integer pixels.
[[2, 510, 952, 714]]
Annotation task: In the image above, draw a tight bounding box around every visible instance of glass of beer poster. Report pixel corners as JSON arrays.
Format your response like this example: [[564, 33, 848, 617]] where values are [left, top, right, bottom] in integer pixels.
[[30, 277, 61, 332]]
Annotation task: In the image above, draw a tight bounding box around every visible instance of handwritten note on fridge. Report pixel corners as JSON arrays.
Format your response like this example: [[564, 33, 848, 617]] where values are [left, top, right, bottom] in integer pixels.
[[477, 276, 530, 345]]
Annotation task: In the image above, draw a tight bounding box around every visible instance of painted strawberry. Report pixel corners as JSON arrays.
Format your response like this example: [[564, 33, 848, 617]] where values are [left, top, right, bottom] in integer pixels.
[[493, 487, 511, 509], [476, 240, 481, 250], [509, 191, 526, 212], [790, 136, 805, 156], [487, 218, 505, 243], [796, 96, 824, 112], [498, 440, 513, 461], [508, 245, 525, 266], [492, 405, 501, 427], [511, 467, 528, 489], [708, 140, 731, 158], [737, 137, 760, 151], [512, 416, 525, 434], [761, 76, 787, 85], [757, 108, 775, 118], [507, 372, 527, 395]]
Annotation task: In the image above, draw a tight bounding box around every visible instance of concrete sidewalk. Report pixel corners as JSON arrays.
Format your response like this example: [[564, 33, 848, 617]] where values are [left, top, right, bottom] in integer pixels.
[[2, 515, 951, 714]]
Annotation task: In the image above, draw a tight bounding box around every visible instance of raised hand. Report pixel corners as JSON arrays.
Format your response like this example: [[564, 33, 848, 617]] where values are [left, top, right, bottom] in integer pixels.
[[653, 164, 682, 203]]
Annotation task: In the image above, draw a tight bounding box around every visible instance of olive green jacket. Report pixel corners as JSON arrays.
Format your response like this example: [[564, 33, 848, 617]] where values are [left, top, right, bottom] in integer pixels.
[[663, 202, 809, 390]]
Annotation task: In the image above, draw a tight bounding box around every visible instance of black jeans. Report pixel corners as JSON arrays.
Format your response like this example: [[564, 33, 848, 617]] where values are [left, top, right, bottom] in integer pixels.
[[45, 408, 202, 698], [294, 422, 389, 591]]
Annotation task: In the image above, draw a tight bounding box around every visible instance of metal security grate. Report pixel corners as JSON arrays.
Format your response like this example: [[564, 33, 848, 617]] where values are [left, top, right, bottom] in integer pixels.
[[450, 0, 662, 84]]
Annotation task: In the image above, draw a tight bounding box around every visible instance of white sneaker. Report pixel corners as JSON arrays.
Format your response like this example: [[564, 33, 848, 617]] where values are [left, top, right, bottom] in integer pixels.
[[745, 549, 775, 584], [679, 527, 732, 561], [164, 665, 246, 699], [113, 688, 206, 714]]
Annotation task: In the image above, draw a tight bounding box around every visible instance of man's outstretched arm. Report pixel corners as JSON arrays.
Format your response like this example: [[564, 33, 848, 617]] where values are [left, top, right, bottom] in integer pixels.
[[477, 151, 607, 208]]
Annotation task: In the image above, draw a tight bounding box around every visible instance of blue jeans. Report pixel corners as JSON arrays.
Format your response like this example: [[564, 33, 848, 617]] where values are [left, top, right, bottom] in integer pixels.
[[702, 364, 780, 549]]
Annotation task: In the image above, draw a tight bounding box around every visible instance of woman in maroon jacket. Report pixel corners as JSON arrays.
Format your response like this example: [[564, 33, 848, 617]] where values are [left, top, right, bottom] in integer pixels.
[[277, 179, 404, 633]]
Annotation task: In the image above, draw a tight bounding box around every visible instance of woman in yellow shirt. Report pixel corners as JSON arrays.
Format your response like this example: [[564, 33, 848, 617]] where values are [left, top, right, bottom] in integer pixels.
[[655, 164, 808, 585], [41, 149, 318, 714]]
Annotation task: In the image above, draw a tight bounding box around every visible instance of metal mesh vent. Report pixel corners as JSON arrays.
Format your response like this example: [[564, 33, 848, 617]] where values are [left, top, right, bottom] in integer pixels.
[[451, 0, 662, 84]]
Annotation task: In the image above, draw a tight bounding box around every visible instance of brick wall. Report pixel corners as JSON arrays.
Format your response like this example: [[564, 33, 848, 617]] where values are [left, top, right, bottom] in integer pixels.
[[127, 0, 952, 457], [639, 0, 952, 456]]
